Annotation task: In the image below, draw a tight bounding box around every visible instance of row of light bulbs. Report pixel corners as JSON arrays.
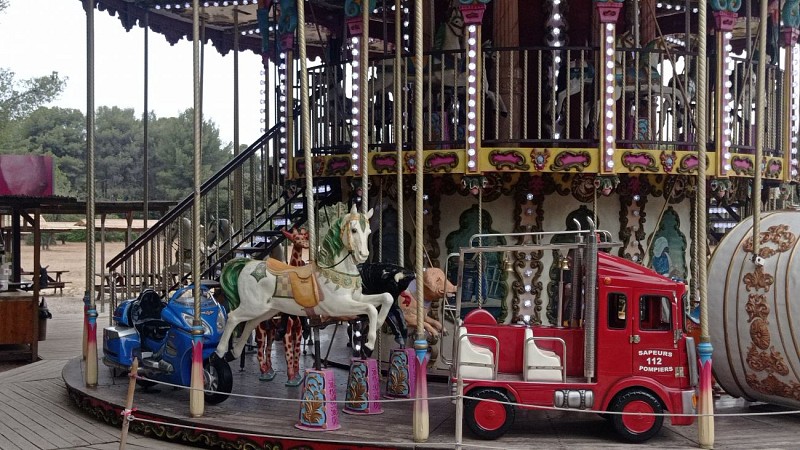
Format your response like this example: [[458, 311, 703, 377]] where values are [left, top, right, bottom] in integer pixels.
[[278, 51, 288, 176], [154, 1, 255, 9], [465, 24, 480, 171], [350, 36, 362, 174], [719, 32, 734, 174], [791, 45, 799, 178]]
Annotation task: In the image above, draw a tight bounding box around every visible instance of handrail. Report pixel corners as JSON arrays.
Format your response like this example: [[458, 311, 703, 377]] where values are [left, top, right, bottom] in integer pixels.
[[107, 110, 294, 272]]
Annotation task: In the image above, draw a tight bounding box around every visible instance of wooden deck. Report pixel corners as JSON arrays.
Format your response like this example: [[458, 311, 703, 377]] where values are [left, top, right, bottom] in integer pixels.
[[3, 309, 800, 449]]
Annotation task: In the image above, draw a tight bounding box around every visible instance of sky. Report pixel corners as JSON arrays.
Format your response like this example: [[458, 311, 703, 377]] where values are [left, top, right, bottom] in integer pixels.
[[0, 0, 266, 146]]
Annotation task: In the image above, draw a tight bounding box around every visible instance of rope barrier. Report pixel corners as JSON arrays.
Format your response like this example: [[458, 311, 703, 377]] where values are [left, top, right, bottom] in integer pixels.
[[131, 372, 800, 418]]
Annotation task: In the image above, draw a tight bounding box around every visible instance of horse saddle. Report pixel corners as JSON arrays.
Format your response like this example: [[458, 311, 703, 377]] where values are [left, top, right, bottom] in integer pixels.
[[265, 259, 322, 309]]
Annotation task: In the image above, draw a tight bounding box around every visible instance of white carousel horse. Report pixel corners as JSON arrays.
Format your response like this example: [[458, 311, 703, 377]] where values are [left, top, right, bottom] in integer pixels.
[[215, 205, 394, 361], [206, 217, 232, 253], [166, 216, 205, 262]]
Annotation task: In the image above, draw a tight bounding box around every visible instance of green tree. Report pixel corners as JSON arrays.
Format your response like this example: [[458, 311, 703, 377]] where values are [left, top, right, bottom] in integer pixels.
[[0, 69, 66, 147], [16, 107, 85, 195], [95, 106, 143, 200], [150, 108, 232, 201]]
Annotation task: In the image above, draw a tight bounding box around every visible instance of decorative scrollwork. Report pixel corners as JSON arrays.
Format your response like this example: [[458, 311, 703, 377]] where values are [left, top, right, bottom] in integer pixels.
[[743, 266, 775, 292], [743, 224, 797, 259], [745, 293, 770, 322], [747, 345, 790, 376]]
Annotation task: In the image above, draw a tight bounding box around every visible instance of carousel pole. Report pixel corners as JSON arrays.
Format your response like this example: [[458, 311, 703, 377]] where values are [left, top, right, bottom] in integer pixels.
[[143, 11, 150, 279], [753, 0, 768, 259], [189, 0, 205, 418], [297, 0, 313, 263], [781, 2, 800, 183], [394, 0, 404, 266], [84, 0, 98, 388], [360, 0, 370, 214], [696, 0, 714, 444], [412, 0, 428, 442]]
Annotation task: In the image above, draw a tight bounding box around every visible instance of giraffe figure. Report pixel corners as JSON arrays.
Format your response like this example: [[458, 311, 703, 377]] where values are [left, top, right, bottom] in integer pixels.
[[254, 226, 308, 386]]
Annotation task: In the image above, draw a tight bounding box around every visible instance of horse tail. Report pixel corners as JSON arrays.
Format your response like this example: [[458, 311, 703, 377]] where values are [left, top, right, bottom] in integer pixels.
[[220, 257, 249, 312]]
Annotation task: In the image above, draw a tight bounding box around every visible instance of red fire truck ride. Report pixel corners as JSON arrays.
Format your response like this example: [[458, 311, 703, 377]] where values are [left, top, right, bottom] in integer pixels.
[[450, 224, 697, 443]]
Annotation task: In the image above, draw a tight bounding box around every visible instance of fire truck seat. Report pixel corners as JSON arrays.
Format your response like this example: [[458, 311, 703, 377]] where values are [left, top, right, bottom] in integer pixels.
[[457, 323, 495, 380], [523, 328, 563, 382]]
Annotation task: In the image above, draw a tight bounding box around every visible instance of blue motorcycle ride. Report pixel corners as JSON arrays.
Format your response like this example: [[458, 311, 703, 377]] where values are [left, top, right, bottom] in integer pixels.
[[102, 284, 233, 404]]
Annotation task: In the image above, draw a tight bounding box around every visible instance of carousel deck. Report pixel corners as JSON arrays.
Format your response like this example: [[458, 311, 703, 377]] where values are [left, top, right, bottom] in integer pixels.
[[62, 325, 797, 449]]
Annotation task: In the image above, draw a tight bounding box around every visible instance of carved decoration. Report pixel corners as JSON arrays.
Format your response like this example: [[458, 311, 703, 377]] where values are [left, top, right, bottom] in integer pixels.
[[742, 224, 797, 259], [595, 175, 620, 196], [745, 293, 770, 322], [326, 156, 352, 176], [677, 154, 700, 174], [616, 176, 651, 263], [571, 174, 597, 203], [489, 150, 530, 171], [549, 151, 591, 172], [742, 222, 799, 401], [743, 266, 775, 292], [731, 155, 755, 176], [425, 152, 460, 173], [660, 150, 677, 172], [765, 158, 783, 178], [372, 153, 399, 174], [621, 151, 659, 172], [530, 148, 551, 171]]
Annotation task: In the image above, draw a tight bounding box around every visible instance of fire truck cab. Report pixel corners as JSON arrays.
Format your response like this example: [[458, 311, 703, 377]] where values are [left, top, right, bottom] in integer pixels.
[[450, 226, 698, 443]]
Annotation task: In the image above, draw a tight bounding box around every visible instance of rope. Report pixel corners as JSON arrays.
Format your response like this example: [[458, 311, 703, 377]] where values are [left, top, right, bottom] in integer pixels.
[[477, 185, 483, 305], [394, 0, 404, 267], [130, 373, 800, 417], [414, 0, 425, 343], [298, 0, 316, 263]]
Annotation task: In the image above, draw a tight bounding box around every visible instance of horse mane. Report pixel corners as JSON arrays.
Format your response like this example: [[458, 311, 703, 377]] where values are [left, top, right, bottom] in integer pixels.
[[220, 258, 250, 312], [318, 215, 346, 267]]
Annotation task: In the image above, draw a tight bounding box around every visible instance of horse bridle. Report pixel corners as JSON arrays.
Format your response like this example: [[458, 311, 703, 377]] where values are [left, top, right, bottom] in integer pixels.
[[317, 214, 360, 270]]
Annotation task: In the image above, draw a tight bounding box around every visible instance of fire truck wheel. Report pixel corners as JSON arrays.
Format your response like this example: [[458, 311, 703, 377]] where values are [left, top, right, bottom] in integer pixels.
[[464, 388, 515, 440], [610, 389, 664, 443]]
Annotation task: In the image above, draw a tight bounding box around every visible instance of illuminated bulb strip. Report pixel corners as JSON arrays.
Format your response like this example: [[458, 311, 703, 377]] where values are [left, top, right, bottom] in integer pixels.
[[601, 22, 616, 173], [350, 35, 362, 174], [278, 52, 288, 176], [719, 31, 734, 175], [792, 44, 799, 179], [465, 25, 479, 171]]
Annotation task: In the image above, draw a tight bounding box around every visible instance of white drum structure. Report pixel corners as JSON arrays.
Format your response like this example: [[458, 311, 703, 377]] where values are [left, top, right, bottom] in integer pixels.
[[709, 210, 800, 409]]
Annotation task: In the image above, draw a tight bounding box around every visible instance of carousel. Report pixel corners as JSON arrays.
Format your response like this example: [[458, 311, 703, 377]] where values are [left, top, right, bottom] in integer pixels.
[[67, 0, 800, 448]]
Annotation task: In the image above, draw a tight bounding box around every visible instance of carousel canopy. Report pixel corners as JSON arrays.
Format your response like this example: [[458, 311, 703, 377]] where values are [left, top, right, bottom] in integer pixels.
[[82, 0, 395, 60]]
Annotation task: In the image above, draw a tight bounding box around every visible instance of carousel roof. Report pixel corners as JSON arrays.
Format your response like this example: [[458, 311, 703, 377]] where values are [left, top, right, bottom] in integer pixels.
[[82, 0, 394, 60]]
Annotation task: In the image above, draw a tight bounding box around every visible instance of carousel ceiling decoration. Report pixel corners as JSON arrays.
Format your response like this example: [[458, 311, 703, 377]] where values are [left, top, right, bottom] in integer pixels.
[[86, 0, 375, 57]]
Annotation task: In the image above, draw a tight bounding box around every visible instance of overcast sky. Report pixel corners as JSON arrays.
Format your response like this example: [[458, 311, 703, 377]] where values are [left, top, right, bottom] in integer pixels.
[[0, 0, 266, 146]]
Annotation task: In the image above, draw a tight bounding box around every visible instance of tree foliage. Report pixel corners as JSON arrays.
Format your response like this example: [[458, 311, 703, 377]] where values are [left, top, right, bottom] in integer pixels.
[[8, 105, 233, 201]]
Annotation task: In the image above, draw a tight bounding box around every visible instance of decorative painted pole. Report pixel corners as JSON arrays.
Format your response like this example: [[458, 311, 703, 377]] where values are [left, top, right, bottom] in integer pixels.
[[697, 0, 712, 445], [595, 0, 624, 174], [344, 0, 374, 183], [84, 0, 98, 388], [781, 0, 800, 182], [278, 0, 297, 180], [189, 0, 205, 418], [711, 0, 740, 176], [412, 0, 428, 442], [459, 0, 490, 172]]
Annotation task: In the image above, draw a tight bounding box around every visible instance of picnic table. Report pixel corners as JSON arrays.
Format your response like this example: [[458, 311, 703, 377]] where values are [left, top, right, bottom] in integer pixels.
[[21, 269, 70, 295]]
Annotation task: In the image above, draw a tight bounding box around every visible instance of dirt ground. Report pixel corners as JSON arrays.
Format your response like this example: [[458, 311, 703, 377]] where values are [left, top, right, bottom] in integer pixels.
[[19, 241, 128, 314]]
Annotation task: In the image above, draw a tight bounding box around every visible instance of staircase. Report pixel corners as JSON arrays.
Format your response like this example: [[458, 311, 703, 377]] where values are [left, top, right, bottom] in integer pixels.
[[102, 120, 307, 307]]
